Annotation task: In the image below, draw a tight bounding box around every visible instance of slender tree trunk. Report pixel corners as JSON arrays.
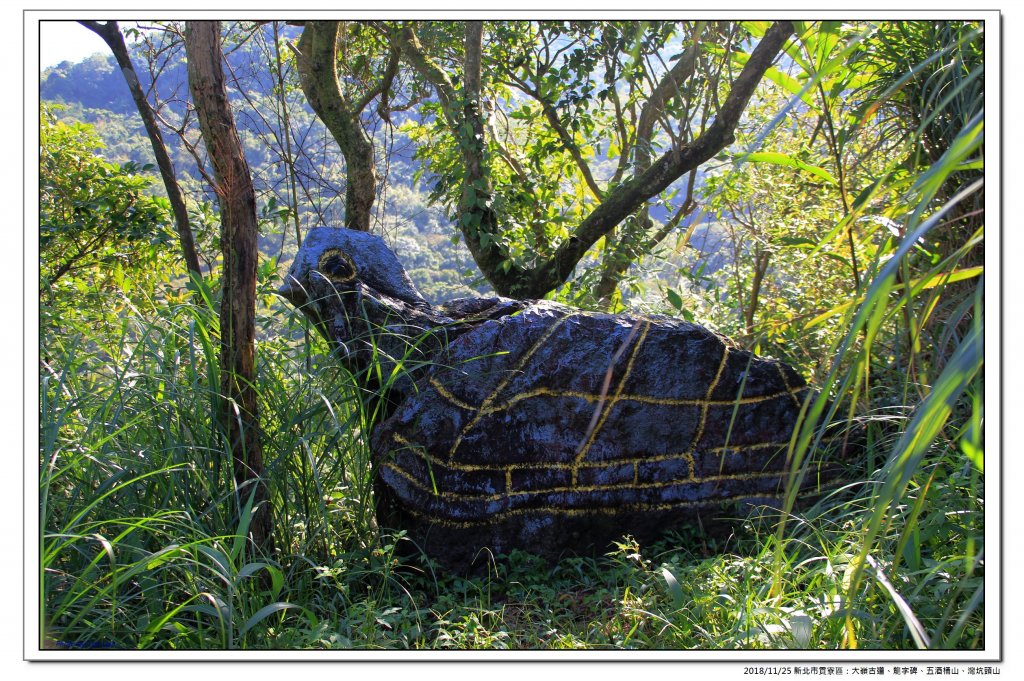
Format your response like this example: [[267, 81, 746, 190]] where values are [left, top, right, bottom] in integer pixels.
[[745, 248, 771, 337], [295, 21, 378, 231], [390, 21, 507, 281], [271, 21, 304, 251], [79, 20, 203, 279], [593, 27, 706, 307], [592, 171, 699, 306], [458, 21, 500, 244], [185, 20, 273, 554]]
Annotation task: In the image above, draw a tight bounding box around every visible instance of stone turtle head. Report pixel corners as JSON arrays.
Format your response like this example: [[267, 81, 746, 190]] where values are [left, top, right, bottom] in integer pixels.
[[279, 227, 428, 311], [278, 227, 443, 371]]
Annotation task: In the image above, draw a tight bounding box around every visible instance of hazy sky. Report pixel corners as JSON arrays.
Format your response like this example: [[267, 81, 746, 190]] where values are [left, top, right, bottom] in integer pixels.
[[38, 21, 109, 69]]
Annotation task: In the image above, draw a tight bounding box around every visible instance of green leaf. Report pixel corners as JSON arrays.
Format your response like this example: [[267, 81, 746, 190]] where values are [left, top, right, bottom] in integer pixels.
[[145, 544, 184, 570], [811, 21, 843, 71], [661, 567, 685, 610], [231, 485, 262, 563], [197, 545, 232, 584], [666, 288, 683, 311], [961, 432, 983, 473], [239, 603, 309, 638], [821, 252, 851, 267], [777, 236, 818, 249], [739, 21, 771, 38], [852, 177, 887, 212], [736, 152, 838, 186], [237, 563, 285, 599], [722, 49, 818, 107]]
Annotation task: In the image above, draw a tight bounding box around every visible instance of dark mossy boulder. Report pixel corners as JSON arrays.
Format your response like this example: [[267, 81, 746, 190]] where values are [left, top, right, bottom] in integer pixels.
[[280, 227, 835, 569]]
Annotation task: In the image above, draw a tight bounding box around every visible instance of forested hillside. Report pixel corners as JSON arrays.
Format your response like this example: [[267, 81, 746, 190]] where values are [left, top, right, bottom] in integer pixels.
[[38, 20, 986, 655], [41, 27, 734, 309], [41, 34, 488, 302]]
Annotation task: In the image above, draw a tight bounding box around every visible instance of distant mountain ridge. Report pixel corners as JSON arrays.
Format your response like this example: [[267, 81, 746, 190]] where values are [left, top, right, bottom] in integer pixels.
[[43, 52, 141, 114]]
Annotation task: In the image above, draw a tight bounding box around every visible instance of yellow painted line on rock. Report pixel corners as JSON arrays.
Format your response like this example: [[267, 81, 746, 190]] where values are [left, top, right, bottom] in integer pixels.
[[397, 492, 787, 528], [571, 319, 651, 484], [691, 345, 730, 450], [428, 377, 478, 411], [389, 432, 791, 475], [381, 460, 788, 505], [447, 313, 573, 461], [432, 384, 811, 420], [775, 362, 808, 410]]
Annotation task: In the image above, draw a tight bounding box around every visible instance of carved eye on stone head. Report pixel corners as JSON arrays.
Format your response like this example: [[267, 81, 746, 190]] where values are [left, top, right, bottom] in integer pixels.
[[317, 248, 357, 283]]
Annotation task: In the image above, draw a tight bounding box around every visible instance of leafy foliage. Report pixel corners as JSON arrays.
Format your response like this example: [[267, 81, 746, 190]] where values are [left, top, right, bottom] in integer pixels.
[[40, 105, 177, 304]]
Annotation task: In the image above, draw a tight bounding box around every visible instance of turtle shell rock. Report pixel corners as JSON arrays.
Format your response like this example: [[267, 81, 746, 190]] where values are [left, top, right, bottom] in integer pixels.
[[280, 227, 825, 569]]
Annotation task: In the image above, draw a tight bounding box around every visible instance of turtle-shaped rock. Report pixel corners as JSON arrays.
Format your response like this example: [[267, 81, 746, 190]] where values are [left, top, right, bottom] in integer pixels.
[[280, 227, 829, 569]]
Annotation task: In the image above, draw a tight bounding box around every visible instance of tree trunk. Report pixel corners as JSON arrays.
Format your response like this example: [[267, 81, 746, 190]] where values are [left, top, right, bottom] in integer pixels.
[[295, 21, 378, 231], [390, 22, 508, 281], [79, 20, 203, 279], [185, 20, 273, 554], [458, 21, 501, 250]]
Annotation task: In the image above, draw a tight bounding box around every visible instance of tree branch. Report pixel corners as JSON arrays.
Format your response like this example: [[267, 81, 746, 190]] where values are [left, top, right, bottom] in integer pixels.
[[388, 22, 459, 128], [535, 88, 605, 200], [634, 23, 705, 172], [355, 43, 401, 117], [510, 20, 795, 298]]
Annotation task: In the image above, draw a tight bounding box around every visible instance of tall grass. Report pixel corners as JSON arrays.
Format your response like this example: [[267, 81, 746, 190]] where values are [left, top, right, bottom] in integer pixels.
[[763, 21, 986, 650], [40, 292, 346, 649]]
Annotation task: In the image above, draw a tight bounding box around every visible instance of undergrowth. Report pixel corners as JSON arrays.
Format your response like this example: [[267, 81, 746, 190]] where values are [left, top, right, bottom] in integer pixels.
[[39, 274, 983, 650]]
